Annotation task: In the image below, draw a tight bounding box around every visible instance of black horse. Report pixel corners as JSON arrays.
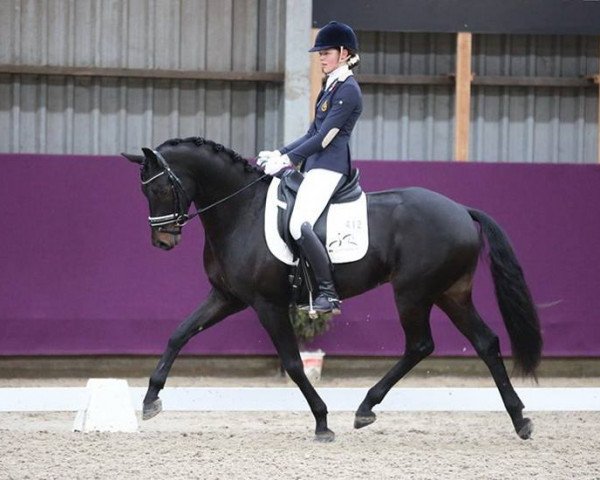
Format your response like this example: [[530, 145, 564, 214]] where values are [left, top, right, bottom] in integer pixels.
[[122, 137, 542, 442]]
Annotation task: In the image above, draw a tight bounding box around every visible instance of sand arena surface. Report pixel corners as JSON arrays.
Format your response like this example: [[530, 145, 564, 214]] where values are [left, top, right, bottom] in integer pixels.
[[1, 410, 599, 479], [1, 375, 600, 479]]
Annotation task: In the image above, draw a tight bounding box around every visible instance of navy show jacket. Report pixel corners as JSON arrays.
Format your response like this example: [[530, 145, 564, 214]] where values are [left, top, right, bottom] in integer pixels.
[[280, 75, 362, 176]]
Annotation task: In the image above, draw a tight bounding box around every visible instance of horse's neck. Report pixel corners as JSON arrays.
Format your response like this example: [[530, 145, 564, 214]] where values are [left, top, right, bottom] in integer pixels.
[[188, 152, 252, 206], [194, 170, 267, 242]]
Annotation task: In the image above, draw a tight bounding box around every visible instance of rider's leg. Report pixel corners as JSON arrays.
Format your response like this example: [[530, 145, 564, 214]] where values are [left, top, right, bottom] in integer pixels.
[[290, 168, 344, 314], [296, 222, 341, 313]]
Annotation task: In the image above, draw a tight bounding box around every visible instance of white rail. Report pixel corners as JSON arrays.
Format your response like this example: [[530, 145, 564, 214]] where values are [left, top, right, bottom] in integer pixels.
[[1, 386, 599, 412]]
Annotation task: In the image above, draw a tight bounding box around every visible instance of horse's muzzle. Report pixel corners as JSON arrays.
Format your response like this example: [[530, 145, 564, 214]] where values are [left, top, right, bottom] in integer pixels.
[[152, 228, 181, 250]]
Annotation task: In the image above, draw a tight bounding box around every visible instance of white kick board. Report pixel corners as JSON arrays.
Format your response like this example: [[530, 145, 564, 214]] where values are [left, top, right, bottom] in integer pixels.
[[1, 386, 599, 413]]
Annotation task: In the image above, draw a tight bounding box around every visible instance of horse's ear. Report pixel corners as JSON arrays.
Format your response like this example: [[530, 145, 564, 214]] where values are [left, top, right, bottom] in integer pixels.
[[121, 152, 144, 164], [141, 147, 158, 163]]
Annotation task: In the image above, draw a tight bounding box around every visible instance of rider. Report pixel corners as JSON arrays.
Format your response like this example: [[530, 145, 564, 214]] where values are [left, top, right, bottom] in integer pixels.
[[257, 21, 363, 314]]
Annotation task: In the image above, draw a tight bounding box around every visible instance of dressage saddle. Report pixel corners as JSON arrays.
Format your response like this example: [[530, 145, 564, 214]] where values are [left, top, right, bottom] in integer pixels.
[[276, 168, 363, 257]]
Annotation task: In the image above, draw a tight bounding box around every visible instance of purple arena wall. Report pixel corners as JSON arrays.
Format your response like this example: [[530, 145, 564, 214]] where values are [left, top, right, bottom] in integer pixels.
[[1, 154, 599, 357]]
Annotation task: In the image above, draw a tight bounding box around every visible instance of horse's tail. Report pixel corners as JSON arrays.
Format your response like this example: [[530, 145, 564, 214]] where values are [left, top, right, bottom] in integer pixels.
[[468, 208, 542, 378]]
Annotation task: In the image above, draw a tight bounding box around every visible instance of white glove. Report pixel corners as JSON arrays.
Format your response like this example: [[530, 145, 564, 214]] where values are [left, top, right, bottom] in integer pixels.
[[263, 154, 291, 175], [256, 149, 281, 167]]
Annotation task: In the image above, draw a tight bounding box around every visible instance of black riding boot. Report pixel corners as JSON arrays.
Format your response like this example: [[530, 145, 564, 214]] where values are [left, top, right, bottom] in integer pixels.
[[296, 222, 341, 314]]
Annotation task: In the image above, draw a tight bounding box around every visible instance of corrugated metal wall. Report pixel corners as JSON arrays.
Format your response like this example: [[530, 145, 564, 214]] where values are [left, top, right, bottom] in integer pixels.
[[471, 34, 599, 163], [352, 32, 455, 161], [0, 0, 284, 156], [1, 1, 598, 163], [354, 31, 598, 162]]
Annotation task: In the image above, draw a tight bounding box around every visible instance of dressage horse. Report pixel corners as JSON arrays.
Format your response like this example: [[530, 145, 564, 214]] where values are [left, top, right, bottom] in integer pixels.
[[122, 137, 542, 441]]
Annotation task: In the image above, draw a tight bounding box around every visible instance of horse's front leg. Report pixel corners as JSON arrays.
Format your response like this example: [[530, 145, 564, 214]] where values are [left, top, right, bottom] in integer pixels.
[[143, 288, 245, 420], [254, 299, 334, 442]]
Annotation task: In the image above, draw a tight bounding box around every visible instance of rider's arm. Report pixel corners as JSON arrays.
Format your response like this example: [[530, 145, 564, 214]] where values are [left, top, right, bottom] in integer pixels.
[[278, 124, 316, 155], [282, 84, 361, 167]]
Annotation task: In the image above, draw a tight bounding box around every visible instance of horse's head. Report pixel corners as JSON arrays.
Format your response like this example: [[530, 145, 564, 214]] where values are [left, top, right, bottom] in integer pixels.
[[124, 137, 268, 250], [122, 147, 193, 251]]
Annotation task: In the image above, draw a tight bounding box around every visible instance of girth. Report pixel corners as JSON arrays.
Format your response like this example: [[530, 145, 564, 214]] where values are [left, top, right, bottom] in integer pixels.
[[276, 168, 363, 256]]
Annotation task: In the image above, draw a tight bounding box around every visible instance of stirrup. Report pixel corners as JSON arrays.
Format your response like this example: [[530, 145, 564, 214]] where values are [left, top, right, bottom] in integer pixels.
[[299, 295, 341, 315]]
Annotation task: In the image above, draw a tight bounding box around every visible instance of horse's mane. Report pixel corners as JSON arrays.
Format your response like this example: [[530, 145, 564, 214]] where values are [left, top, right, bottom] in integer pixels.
[[157, 136, 266, 176]]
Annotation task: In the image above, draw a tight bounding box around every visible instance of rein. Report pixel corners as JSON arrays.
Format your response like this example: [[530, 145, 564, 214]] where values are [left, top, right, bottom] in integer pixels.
[[187, 173, 267, 220], [143, 149, 267, 228]]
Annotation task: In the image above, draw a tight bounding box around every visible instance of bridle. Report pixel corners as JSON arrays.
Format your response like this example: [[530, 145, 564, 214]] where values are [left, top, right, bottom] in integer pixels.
[[141, 149, 267, 229]]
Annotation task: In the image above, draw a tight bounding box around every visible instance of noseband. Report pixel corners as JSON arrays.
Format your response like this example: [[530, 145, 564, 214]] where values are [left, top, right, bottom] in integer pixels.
[[141, 149, 267, 229]]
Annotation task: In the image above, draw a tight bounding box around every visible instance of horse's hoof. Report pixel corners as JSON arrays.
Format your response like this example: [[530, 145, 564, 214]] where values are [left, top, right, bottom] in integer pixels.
[[354, 412, 377, 429], [516, 417, 533, 440], [142, 399, 163, 421], [314, 429, 335, 442]]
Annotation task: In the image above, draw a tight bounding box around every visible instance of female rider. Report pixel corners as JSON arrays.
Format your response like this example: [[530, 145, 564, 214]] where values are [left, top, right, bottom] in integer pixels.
[[258, 21, 362, 314]]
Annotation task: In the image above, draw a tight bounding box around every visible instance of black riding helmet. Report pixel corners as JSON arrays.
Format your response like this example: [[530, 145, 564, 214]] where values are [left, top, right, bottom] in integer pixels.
[[309, 21, 358, 53]]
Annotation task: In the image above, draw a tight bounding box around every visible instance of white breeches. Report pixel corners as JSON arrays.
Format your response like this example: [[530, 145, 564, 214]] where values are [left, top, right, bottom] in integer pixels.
[[289, 168, 344, 240]]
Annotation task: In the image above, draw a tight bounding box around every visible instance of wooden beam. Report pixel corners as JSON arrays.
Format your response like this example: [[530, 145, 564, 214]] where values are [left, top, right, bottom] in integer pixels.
[[358, 74, 596, 88], [454, 32, 472, 162], [0, 64, 284, 83], [3, 63, 595, 90], [309, 28, 323, 121], [356, 74, 453, 85], [473, 75, 595, 88]]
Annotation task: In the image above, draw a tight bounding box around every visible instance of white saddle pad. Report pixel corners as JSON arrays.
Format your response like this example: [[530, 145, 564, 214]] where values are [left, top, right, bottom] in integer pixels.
[[264, 177, 369, 265]]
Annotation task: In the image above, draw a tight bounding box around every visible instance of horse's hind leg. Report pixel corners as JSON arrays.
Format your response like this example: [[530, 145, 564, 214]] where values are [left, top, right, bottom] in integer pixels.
[[355, 294, 434, 429], [436, 292, 532, 439], [142, 289, 244, 420]]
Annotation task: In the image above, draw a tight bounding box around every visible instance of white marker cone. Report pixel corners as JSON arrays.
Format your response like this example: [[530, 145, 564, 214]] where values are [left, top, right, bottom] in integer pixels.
[[73, 378, 138, 432]]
